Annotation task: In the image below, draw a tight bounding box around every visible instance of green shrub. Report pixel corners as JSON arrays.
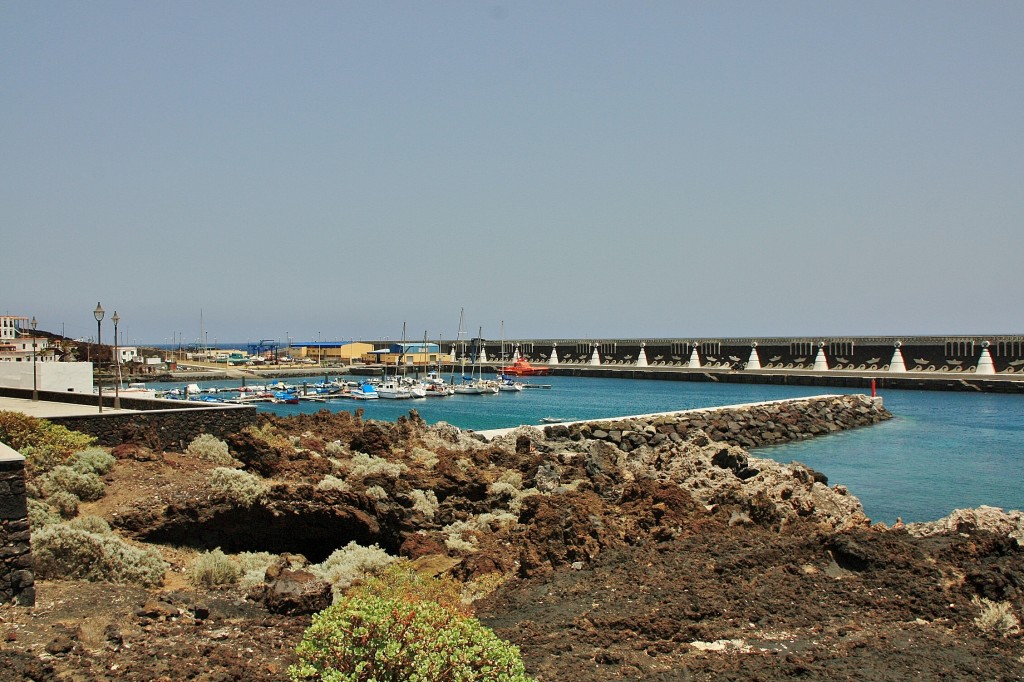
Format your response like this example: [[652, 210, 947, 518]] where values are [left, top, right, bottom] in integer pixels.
[[210, 467, 267, 506], [71, 447, 116, 475], [187, 433, 234, 465], [32, 523, 167, 586], [40, 465, 105, 502], [47, 490, 79, 519], [289, 569, 533, 682], [0, 411, 94, 475], [188, 548, 241, 587], [28, 498, 62, 530]]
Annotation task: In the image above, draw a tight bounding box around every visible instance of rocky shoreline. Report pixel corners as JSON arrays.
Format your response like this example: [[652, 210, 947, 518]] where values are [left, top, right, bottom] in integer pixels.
[[2, 393, 1022, 680]]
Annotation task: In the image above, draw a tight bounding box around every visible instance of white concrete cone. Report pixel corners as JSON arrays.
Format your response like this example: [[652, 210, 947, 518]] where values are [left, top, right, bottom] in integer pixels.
[[889, 346, 907, 373], [590, 344, 601, 365], [513, 345, 521, 361], [813, 346, 829, 371], [746, 345, 761, 370], [636, 343, 648, 367], [976, 345, 996, 375], [449, 347, 457, 362], [687, 346, 701, 368], [548, 343, 559, 365], [478, 346, 487, 363]]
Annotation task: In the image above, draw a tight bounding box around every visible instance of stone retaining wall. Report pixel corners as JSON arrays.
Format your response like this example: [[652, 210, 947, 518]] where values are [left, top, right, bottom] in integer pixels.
[[47, 405, 258, 452], [541, 394, 890, 450], [0, 443, 33, 606]]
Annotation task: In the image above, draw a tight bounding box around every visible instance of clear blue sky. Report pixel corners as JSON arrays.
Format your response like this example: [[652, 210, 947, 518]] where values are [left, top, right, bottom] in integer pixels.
[[3, 1, 1022, 346]]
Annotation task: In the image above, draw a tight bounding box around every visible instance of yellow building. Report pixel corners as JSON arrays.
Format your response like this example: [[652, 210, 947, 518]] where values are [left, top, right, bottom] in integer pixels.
[[364, 342, 441, 367], [292, 342, 374, 365]]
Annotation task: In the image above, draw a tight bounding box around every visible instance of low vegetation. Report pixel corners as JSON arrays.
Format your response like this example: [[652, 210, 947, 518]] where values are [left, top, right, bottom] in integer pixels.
[[186, 433, 234, 465], [0, 410, 95, 474], [209, 466, 268, 506], [289, 567, 533, 682], [32, 523, 167, 587]]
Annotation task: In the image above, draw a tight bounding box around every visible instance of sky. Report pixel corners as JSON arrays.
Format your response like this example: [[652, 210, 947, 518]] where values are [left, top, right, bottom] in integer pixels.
[[3, 1, 1022, 346]]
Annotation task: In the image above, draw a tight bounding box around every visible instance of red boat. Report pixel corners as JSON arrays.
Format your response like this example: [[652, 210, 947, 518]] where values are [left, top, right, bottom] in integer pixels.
[[500, 358, 550, 376]]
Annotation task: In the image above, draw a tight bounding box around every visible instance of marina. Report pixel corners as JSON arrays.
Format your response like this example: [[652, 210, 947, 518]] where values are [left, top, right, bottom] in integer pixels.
[[137, 372, 1024, 526]]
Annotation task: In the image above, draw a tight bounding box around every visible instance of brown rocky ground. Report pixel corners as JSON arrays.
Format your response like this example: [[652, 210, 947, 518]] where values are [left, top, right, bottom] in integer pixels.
[[2, 405, 1023, 681]]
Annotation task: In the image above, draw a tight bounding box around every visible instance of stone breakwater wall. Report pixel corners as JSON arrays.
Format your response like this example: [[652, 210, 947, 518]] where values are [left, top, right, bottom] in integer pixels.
[[0, 444, 33, 606], [539, 394, 891, 451], [46, 405, 257, 452]]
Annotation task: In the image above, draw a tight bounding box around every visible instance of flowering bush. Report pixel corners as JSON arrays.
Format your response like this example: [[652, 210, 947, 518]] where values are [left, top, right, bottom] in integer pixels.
[[289, 569, 532, 682], [0, 411, 94, 474]]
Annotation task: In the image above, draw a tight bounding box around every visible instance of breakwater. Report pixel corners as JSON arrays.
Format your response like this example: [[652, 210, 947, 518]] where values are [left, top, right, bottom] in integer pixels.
[[483, 394, 891, 451]]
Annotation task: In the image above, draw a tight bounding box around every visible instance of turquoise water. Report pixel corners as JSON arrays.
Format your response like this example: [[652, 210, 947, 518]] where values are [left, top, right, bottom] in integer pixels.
[[148, 375, 1024, 524]]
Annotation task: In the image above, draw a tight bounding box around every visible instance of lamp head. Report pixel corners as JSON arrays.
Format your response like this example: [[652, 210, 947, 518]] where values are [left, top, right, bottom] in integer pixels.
[[93, 303, 105, 322], [111, 311, 120, 325], [31, 316, 37, 330]]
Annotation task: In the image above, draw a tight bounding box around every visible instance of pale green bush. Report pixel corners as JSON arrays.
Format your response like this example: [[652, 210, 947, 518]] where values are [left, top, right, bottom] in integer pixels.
[[316, 474, 350, 492], [348, 453, 407, 479], [364, 485, 388, 501], [47, 490, 79, 519], [474, 511, 518, 532], [289, 569, 533, 682], [488, 481, 521, 500], [237, 551, 277, 588], [33, 523, 167, 586], [324, 441, 346, 457], [210, 467, 267, 506], [442, 520, 479, 553], [187, 433, 234, 465], [40, 465, 105, 502], [68, 515, 112, 534], [71, 447, 116, 475], [408, 489, 439, 520], [28, 498, 61, 530], [495, 469, 524, 489], [188, 548, 241, 587], [310, 542, 399, 599], [974, 597, 1021, 636], [409, 446, 439, 469]]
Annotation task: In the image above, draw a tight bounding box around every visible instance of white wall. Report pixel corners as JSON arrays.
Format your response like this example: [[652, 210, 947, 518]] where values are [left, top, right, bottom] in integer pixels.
[[0, 362, 94, 393]]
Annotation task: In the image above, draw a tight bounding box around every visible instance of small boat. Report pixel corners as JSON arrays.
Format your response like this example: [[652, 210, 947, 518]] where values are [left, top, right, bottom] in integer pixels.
[[273, 390, 300, 404], [539, 417, 565, 424], [497, 375, 524, 392], [350, 381, 379, 400], [500, 358, 550, 376], [377, 378, 413, 399], [119, 382, 157, 399]]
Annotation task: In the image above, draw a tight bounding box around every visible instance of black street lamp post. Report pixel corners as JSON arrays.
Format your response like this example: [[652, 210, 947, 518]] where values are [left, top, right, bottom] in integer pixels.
[[94, 302, 104, 413], [112, 311, 120, 409], [31, 316, 38, 401]]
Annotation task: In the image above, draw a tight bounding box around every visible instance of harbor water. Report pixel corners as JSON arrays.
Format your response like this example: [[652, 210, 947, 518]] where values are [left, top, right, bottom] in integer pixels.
[[148, 374, 1024, 525]]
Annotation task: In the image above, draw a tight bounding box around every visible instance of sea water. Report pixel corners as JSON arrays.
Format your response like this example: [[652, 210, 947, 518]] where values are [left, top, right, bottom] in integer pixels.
[[147, 375, 1024, 524]]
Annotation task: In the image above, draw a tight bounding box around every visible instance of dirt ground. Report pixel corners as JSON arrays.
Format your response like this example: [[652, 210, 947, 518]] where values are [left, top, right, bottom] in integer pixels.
[[2, 410, 1023, 681]]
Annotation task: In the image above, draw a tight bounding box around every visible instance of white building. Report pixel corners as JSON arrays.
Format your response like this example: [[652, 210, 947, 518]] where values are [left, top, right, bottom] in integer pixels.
[[0, 314, 92, 392], [0, 315, 51, 363]]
